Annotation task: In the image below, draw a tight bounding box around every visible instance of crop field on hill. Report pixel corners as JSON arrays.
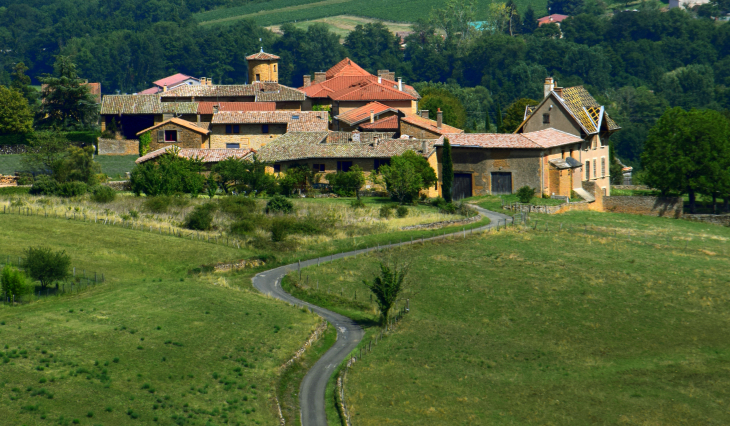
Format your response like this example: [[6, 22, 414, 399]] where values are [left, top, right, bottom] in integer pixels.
[[0, 214, 321, 425], [267, 15, 413, 42], [285, 206, 730, 424], [196, 0, 549, 28], [0, 154, 138, 181]]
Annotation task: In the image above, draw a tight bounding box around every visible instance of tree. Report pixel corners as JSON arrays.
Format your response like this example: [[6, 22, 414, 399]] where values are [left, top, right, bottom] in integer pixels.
[[37, 56, 98, 130], [533, 23, 562, 39], [1, 264, 30, 300], [344, 23, 403, 74], [401, 151, 437, 189], [61, 145, 101, 184], [442, 138, 454, 202], [130, 152, 205, 196], [22, 131, 71, 175], [418, 91, 467, 129], [547, 0, 585, 15], [212, 155, 277, 196], [501, 98, 538, 133], [641, 108, 730, 214], [522, 6, 538, 34], [281, 164, 313, 196], [380, 157, 423, 204], [10, 62, 39, 107], [362, 260, 408, 325], [0, 86, 34, 134], [326, 165, 365, 199], [657, 65, 715, 110], [23, 246, 71, 289], [494, 104, 503, 132]]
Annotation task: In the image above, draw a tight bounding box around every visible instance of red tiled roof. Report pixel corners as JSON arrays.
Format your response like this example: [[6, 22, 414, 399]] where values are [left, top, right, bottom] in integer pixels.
[[436, 128, 582, 149], [300, 76, 418, 101], [137, 146, 255, 164], [136, 117, 210, 136], [197, 102, 276, 114], [335, 102, 399, 126], [537, 14, 569, 25], [326, 58, 371, 79], [401, 114, 464, 135], [211, 111, 329, 132], [246, 51, 280, 61], [153, 73, 197, 88], [138, 87, 161, 95], [359, 115, 399, 130]]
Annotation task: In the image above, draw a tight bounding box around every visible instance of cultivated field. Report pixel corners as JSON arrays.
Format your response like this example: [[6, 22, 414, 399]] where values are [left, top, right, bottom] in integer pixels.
[[0, 154, 138, 181], [285, 205, 730, 424], [267, 15, 413, 42]]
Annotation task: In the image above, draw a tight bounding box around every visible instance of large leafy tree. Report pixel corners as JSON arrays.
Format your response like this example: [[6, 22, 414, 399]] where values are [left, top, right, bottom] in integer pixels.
[[344, 23, 403, 74], [212, 155, 277, 196], [0, 86, 34, 134], [642, 108, 730, 214], [21, 131, 71, 175], [547, 0, 585, 15], [501, 98, 538, 133], [380, 156, 424, 204], [130, 152, 206, 196], [23, 246, 71, 289], [418, 88, 467, 129], [273, 23, 347, 87], [326, 165, 365, 199], [37, 56, 98, 130]]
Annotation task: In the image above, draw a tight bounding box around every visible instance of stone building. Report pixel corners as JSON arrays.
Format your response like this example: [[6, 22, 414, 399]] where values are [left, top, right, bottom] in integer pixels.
[[334, 102, 401, 133], [208, 111, 329, 150], [246, 50, 280, 83], [435, 129, 584, 200], [515, 77, 621, 197], [400, 109, 464, 139], [135, 145, 255, 169], [136, 118, 210, 151]]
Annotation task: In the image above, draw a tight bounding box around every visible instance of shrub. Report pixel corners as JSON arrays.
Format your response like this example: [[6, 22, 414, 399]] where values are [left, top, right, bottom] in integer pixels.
[[57, 181, 87, 198], [29, 175, 58, 196], [396, 206, 409, 218], [516, 186, 535, 203], [185, 203, 217, 231], [143, 196, 172, 213], [266, 195, 294, 214], [350, 198, 365, 209], [456, 202, 477, 217], [269, 217, 293, 242], [1, 264, 30, 298], [91, 185, 116, 203], [379, 204, 394, 218], [440, 202, 457, 214], [129, 210, 139, 219], [230, 220, 255, 235], [17, 173, 33, 186], [429, 197, 445, 207], [219, 196, 258, 217]]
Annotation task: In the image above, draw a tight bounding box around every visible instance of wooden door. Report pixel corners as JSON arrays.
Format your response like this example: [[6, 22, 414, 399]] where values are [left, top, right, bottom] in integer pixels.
[[452, 173, 473, 200], [491, 172, 512, 195]]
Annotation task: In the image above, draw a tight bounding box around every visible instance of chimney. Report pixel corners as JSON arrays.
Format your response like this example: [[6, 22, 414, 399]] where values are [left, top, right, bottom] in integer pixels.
[[554, 86, 563, 97], [544, 77, 555, 98], [314, 72, 326, 84], [420, 110, 429, 120], [163, 85, 167, 92], [422, 140, 427, 154], [370, 110, 375, 123], [437, 108, 442, 129], [398, 77, 402, 91], [303, 75, 311, 87], [386, 71, 395, 81], [213, 105, 219, 114], [378, 76, 382, 84]]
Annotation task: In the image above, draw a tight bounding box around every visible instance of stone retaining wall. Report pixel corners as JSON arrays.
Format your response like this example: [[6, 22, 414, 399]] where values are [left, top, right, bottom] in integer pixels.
[[612, 185, 652, 190], [400, 214, 480, 230], [604, 196, 683, 218], [0, 145, 28, 155], [98, 138, 138, 156], [102, 181, 131, 191], [0, 175, 18, 186], [684, 214, 730, 227]]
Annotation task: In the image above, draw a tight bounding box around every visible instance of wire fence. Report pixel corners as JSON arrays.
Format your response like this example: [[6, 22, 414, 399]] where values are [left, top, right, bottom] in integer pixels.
[[0, 254, 106, 305]]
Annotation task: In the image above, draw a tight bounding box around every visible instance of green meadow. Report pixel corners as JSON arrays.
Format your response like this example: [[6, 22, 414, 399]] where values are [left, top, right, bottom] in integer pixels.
[[284, 205, 730, 425]]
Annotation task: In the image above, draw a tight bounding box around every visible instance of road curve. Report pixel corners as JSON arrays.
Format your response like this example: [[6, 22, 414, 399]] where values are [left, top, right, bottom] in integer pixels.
[[252, 205, 512, 426]]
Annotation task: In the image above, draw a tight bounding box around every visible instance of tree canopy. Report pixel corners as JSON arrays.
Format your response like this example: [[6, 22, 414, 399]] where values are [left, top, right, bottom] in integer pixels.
[[0, 86, 34, 134]]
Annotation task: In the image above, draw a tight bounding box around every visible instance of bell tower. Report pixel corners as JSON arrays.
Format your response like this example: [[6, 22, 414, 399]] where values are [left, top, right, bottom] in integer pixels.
[[246, 48, 280, 84]]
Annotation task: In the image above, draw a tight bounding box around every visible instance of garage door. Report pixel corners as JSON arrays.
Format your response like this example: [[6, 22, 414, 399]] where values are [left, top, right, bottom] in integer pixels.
[[452, 173, 472, 200], [491, 172, 512, 195]]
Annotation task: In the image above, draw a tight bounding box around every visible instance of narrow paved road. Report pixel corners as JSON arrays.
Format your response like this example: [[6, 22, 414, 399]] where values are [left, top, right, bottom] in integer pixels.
[[252, 206, 512, 426]]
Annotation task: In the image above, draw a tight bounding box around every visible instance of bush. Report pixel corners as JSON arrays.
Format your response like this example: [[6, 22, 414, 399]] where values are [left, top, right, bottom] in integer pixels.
[[57, 181, 87, 198], [143, 196, 172, 213], [269, 217, 293, 242], [379, 204, 394, 219], [440, 202, 457, 214], [396, 206, 409, 218], [17, 173, 33, 186], [91, 186, 116, 203], [185, 203, 217, 230], [456, 202, 477, 217], [429, 197, 445, 207], [219, 196, 258, 217], [266, 195, 294, 214], [230, 220, 255, 235], [1, 264, 30, 298], [29, 175, 58, 196], [350, 198, 365, 209], [516, 186, 535, 203]]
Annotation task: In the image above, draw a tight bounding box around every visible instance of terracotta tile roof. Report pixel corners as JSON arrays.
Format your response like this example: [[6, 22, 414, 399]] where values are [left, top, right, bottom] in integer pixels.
[[335, 102, 399, 126], [210, 111, 329, 132], [154, 73, 197, 88], [437, 129, 583, 149], [327, 131, 396, 144], [100, 95, 198, 115], [138, 87, 162, 95], [136, 117, 210, 136], [197, 102, 276, 114], [401, 114, 464, 135], [256, 132, 438, 163], [537, 14, 570, 26], [136, 146, 255, 164], [359, 115, 399, 130], [300, 75, 419, 101], [161, 83, 306, 102], [246, 51, 280, 61], [326, 58, 371, 79]]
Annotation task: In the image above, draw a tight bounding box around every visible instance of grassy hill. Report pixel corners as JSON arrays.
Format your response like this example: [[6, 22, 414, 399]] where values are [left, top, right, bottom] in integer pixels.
[[0, 214, 320, 426], [196, 0, 549, 28], [285, 199, 730, 424]]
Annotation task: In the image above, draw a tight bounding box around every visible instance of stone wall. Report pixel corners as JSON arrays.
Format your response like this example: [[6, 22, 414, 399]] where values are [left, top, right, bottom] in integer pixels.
[[612, 185, 652, 191], [149, 123, 206, 151], [98, 138, 138, 155], [400, 120, 441, 139], [102, 181, 131, 191], [0, 175, 18, 186], [603, 196, 683, 218], [684, 214, 730, 227], [0, 145, 28, 155], [209, 124, 286, 150]]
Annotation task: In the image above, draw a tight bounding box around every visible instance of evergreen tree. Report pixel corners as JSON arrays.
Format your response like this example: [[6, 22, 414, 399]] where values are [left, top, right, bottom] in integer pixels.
[[37, 56, 98, 130], [495, 104, 504, 133], [522, 6, 538, 34], [11, 62, 39, 107], [442, 138, 454, 202]]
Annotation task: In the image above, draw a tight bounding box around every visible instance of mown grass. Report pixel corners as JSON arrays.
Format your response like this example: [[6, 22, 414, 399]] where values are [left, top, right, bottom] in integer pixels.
[[280, 208, 730, 424], [0, 214, 322, 425], [267, 15, 413, 42]]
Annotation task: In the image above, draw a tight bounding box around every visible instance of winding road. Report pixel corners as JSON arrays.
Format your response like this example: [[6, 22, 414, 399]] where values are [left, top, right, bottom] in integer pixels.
[[252, 206, 512, 426]]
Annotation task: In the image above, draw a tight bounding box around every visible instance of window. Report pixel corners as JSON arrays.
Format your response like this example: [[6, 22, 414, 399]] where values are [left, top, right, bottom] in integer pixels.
[[274, 65, 277, 72], [312, 163, 325, 173], [262, 124, 269, 134], [225, 125, 239, 134], [374, 158, 390, 172], [256, 74, 260, 82], [225, 125, 232, 134], [585, 161, 590, 180], [291, 115, 300, 120], [337, 161, 353, 172], [164, 130, 177, 142], [273, 164, 281, 173], [593, 159, 597, 178], [226, 143, 240, 149], [601, 157, 606, 177], [542, 113, 550, 124]]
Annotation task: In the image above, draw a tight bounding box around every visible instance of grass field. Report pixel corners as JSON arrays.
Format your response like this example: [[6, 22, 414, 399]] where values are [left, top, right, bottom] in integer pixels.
[[0, 214, 322, 426], [0, 154, 138, 180], [267, 15, 413, 42], [284, 208, 730, 424], [196, 0, 549, 28]]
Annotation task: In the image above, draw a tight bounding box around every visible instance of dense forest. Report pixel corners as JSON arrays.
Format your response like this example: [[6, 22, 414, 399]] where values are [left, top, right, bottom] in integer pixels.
[[1, 0, 729, 165]]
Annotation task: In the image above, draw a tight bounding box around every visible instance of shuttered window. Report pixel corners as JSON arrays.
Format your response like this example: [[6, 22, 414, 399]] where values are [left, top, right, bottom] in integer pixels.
[[601, 157, 606, 177]]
